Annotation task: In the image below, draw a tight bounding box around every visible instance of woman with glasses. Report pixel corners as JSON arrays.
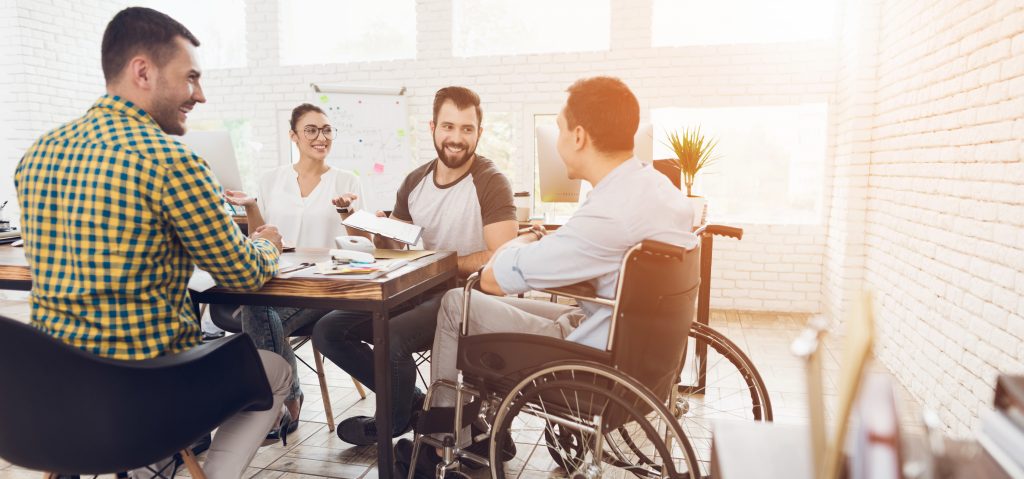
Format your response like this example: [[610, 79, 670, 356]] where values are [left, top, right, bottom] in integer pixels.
[[223, 103, 364, 443]]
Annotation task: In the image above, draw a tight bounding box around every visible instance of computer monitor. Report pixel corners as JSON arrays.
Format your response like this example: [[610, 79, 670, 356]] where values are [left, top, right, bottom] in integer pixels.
[[536, 124, 580, 202], [536, 123, 654, 203], [176, 130, 244, 192]]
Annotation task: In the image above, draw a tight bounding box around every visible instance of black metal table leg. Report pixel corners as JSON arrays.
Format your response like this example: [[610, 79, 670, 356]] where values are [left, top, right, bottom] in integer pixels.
[[373, 309, 394, 478], [695, 232, 714, 391]]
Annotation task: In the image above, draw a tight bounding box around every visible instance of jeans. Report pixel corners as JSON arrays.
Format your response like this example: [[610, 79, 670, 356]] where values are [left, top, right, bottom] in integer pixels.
[[311, 292, 442, 433], [241, 306, 330, 402]]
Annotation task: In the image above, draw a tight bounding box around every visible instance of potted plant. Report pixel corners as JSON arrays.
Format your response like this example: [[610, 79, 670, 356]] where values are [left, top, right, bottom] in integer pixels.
[[663, 126, 719, 227]]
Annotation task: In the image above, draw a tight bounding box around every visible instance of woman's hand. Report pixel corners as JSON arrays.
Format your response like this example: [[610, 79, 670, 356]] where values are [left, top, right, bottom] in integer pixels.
[[331, 193, 359, 209], [224, 189, 257, 207]]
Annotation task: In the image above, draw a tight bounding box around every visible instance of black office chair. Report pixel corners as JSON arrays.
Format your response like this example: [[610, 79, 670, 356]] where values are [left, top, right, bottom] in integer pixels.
[[0, 315, 273, 479]]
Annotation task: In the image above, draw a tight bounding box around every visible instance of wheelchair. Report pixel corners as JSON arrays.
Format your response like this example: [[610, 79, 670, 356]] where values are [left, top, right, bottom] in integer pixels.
[[407, 239, 704, 478]]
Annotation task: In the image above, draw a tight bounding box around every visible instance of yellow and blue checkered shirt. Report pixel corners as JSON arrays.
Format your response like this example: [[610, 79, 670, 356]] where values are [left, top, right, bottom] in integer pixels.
[[15, 95, 280, 360]]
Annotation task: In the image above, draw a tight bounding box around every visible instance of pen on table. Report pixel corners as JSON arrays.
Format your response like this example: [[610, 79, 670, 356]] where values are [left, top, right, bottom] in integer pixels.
[[278, 262, 315, 275], [0, 201, 7, 210]]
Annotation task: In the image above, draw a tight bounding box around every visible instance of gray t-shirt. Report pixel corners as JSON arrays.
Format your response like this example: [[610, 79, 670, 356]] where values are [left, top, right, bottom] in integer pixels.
[[392, 156, 515, 255]]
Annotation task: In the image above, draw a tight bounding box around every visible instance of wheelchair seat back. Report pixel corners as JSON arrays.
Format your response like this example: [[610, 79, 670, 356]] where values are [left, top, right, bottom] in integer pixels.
[[457, 240, 699, 429], [609, 239, 700, 403]]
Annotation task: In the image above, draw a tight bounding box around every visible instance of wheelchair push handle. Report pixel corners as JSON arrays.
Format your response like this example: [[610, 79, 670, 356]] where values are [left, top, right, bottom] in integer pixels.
[[695, 223, 743, 240], [461, 270, 483, 336]]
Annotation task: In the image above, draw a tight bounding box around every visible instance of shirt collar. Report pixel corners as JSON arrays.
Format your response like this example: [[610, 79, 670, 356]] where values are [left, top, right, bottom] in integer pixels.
[[591, 156, 642, 194], [89, 94, 159, 128]]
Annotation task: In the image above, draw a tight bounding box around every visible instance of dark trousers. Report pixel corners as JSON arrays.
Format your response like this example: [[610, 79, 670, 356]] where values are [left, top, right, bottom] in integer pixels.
[[311, 292, 442, 432]]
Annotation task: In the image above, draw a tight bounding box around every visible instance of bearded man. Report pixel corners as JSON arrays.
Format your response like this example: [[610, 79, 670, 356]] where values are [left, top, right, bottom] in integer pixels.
[[312, 86, 519, 446]]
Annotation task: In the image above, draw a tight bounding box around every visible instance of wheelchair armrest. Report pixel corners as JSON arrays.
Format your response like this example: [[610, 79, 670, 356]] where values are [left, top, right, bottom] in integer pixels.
[[542, 281, 596, 299], [540, 281, 615, 307], [694, 223, 743, 240], [457, 333, 611, 387]]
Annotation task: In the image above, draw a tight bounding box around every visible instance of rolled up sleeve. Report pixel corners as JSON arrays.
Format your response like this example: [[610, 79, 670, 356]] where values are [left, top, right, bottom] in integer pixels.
[[490, 209, 628, 295]]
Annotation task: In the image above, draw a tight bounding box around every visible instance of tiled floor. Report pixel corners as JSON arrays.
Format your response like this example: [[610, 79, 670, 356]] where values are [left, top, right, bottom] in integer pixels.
[[0, 294, 922, 478]]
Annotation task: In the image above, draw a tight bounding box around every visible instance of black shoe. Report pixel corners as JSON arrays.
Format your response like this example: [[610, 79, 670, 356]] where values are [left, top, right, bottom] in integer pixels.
[[394, 438, 441, 479], [339, 393, 426, 446], [338, 416, 380, 446], [262, 409, 293, 447]]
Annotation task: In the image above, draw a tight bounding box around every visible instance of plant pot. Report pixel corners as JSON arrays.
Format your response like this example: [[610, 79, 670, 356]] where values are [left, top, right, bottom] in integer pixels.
[[686, 196, 707, 228]]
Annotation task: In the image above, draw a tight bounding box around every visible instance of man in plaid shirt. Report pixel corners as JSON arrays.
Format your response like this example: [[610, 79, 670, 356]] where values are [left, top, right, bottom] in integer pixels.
[[15, 7, 290, 478]]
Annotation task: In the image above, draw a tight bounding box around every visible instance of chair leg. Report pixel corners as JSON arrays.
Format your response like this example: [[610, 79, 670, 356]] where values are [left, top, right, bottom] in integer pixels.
[[352, 378, 367, 400], [180, 448, 206, 479], [312, 343, 336, 432]]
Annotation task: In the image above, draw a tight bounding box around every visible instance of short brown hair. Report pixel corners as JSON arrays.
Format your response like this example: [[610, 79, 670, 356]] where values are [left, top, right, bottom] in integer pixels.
[[432, 86, 482, 126], [564, 76, 639, 152], [101, 7, 200, 83], [289, 103, 327, 131]]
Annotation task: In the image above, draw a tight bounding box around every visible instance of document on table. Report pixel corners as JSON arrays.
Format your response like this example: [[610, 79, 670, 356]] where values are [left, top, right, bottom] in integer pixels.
[[342, 210, 423, 245]]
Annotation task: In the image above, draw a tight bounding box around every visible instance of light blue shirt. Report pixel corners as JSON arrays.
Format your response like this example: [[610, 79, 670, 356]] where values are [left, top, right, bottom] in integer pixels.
[[492, 157, 698, 350]]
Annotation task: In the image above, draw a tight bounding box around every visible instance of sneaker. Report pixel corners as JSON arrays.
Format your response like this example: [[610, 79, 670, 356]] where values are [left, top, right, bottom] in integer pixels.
[[339, 393, 427, 446], [337, 416, 381, 446]]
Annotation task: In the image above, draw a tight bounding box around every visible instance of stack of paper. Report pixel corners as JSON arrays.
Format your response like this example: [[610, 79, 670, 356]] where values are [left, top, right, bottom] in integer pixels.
[[314, 259, 409, 279]]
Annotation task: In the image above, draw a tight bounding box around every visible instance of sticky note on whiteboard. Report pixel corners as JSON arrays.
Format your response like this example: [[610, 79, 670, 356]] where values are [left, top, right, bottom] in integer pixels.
[[397, 129, 406, 137], [373, 163, 385, 174]]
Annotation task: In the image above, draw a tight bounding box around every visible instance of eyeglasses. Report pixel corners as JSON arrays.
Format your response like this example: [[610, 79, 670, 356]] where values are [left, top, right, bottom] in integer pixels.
[[299, 126, 338, 140]]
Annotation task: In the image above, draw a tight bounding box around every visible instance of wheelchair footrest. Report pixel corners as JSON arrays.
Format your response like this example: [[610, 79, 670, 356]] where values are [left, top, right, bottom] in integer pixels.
[[415, 400, 482, 435]]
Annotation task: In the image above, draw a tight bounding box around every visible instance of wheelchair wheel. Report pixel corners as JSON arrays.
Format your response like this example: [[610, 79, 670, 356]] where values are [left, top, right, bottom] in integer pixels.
[[608, 322, 772, 477], [489, 361, 699, 479]]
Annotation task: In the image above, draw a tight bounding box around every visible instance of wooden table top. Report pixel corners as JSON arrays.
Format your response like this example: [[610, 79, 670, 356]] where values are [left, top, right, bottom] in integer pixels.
[[0, 246, 458, 307], [193, 248, 457, 309], [0, 245, 30, 290]]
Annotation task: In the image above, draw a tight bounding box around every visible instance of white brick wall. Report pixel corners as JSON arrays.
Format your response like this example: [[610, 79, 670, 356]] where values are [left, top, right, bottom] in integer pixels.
[[0, 0, 836, 313], [0, 0, 117, 220], [823, 0, 1024, 437]]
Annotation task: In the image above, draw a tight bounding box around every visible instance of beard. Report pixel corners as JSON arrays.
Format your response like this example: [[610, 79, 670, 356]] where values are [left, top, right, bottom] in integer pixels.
[[434, 138, 477, 169], [150, 81, 192, 136]]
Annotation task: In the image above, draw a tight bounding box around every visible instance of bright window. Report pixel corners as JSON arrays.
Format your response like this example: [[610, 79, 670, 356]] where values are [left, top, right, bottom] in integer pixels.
[[453, 0, 610, 57], [652, 0, 838, 46], [140, 0, 247, 69], [652, 104, 827, 224], [279, 0, 416, 65], [475, 112, 522, 192]]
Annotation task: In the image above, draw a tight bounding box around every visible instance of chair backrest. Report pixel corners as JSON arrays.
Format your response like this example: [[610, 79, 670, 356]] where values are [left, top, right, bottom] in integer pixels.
[[0, 315, 273, 475], [608, 239, 700, 402]]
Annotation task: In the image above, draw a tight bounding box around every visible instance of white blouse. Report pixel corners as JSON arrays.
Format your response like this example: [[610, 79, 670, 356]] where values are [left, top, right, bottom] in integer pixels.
[[256, 164, 364, 249]]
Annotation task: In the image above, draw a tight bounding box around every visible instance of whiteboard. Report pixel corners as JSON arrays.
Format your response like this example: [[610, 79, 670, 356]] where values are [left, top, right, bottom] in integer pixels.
[[312, 87, 415, 212]]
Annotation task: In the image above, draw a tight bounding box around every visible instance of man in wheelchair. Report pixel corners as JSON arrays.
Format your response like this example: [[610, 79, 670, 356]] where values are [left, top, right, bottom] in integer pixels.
[[395, 76, 700, 478]]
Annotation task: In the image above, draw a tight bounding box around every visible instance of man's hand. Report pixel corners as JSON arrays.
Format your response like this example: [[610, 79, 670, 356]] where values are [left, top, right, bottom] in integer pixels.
[[331, 193, 359, 210], [252, 224, 283, 252], [517, 224, 547, 243], [224, 189, 257, 207]]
